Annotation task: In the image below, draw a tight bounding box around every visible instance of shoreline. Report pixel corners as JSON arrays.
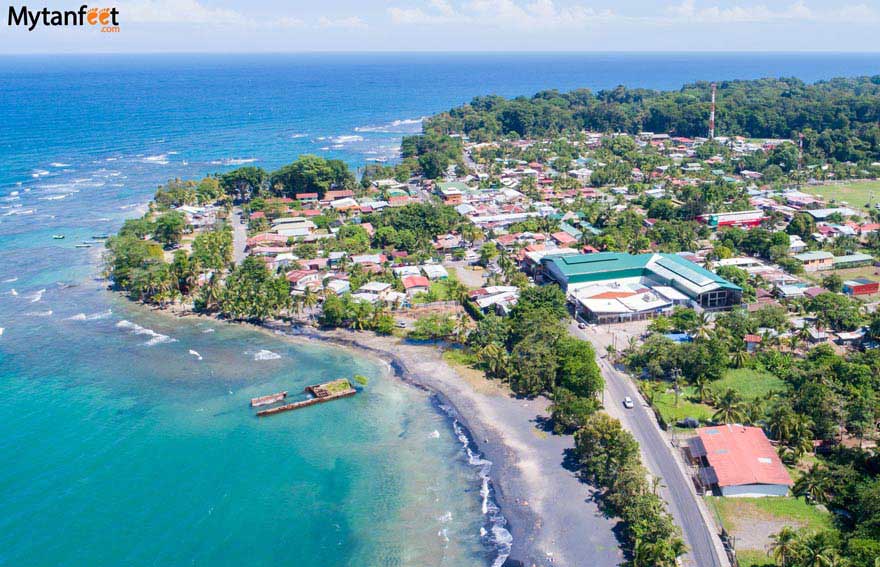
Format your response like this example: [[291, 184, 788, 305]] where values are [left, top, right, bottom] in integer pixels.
[[149, 303, 622, 567]]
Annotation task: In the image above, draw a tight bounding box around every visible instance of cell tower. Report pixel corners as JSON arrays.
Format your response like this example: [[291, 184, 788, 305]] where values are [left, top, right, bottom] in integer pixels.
[[709, 83, 717, 140]]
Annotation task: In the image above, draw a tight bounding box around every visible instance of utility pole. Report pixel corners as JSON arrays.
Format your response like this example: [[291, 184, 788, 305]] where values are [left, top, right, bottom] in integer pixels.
[[797, 132, 804, 190]]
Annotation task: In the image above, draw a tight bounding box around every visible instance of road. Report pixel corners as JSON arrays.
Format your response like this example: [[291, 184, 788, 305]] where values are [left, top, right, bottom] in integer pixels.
[[231, 207, 247, 265], [570, 321, 729, 567]]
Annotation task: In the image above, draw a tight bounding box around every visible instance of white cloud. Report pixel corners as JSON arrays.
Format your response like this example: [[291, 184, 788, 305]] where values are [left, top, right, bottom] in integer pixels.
[[274, 16, 305, 28], [388, 0, 615, 28], [663, 0, 879, 24], [122, 0, 248, 24], [318, 16, 368, 29]]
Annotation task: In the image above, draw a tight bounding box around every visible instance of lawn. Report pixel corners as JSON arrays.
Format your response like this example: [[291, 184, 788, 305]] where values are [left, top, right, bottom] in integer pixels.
[[649, 384, 715, 425], [711, 368, 786, 400], [412, 274, 462, 304], [804, 180, 880, 209], [706, 496, 832, 562]]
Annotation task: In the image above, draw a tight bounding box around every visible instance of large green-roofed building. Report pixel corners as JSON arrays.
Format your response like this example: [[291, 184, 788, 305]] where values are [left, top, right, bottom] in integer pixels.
[[541, 252, 742, 311]]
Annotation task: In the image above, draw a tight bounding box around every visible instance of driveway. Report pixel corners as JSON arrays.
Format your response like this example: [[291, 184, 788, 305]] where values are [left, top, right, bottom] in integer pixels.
[[231, 207, 247, 265]]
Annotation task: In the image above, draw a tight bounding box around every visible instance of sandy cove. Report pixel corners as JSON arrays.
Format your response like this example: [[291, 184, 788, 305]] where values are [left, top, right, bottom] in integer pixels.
[[152, 304, 622, 567]]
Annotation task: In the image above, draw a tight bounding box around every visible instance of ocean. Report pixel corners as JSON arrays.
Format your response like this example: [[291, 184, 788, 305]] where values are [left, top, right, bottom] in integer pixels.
[[1, 52, 878, 566]]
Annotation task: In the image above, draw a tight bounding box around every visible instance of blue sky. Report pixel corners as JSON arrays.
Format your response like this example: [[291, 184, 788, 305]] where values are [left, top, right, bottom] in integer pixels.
[[3, 0, 880, 53]]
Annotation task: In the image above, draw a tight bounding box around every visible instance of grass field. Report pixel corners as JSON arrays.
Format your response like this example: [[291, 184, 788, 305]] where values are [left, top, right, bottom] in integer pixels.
[[804, 180, 880, 209], [712, 368, 786, 400], [706, 496, 832, 563], [650, 385, 715, 425]]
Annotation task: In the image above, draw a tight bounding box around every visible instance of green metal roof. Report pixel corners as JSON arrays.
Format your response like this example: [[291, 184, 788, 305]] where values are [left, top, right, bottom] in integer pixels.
[[542, 252, 741, 291]]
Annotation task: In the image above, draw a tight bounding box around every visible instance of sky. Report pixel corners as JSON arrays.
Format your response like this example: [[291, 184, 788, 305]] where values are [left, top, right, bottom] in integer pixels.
[[2, 0, 880, 53]]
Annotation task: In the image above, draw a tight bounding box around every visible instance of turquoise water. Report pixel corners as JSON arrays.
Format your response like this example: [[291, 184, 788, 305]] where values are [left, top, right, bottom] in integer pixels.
[[1, 53, 879, 566]]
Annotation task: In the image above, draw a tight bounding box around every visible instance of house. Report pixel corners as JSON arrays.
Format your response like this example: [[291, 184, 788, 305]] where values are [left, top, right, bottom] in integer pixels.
[[794, 251, 834, 272], [688, 425, 793, 497], [421, 264, 449, 280], [743, 334, 762, 353], [402, 275, 431, 296], [843, 277, 880, 296], [833, 253, 874, 269], [788, 234, 807, 254]]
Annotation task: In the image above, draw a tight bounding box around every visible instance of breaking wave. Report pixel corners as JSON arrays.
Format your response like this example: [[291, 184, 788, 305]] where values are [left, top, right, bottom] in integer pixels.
[[252, 349, 282, 361], [355, 116, 426, 133], [116, 319, 176, 346], [209, 157, 259, 166], [66, 310, 112, 321]]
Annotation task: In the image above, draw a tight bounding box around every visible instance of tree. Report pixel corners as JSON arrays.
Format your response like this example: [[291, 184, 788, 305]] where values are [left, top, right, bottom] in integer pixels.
[[574, 413, 640, 486], [153, 211, 186, 248], [821, 274, 843, 293], [269, 155, 354, 198], [219, 256, 291, 321], [219, 166, 267, 201], [479, 343, 510, 382], [549, 387, 599, 433], [712, 388, 746, 424], [768, 526, 799, 567], [793, 464, 830, 505]]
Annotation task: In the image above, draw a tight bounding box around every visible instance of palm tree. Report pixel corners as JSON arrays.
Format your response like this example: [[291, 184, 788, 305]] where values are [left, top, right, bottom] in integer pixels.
[[694, 375, 713, 404], [301, 287, 318, 321], [712, 388, 746, 424], [694, 312, 713, 341], [793, 464, 829, 505], [479, 343, 509, 382], [730, 349, 750, 369], [453, 313, 470, 344], [768, 526, 799, 567]]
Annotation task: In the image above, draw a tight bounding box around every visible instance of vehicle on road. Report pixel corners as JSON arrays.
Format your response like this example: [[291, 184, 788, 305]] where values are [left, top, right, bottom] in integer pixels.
[[623, 396, 634, 409]]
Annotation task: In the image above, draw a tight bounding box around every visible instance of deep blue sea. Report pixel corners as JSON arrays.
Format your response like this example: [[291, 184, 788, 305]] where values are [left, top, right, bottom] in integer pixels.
[[1, 52, 878, 566]]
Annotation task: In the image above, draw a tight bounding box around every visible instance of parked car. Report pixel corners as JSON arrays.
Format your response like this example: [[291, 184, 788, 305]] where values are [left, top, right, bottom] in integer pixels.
[[623, 396, 634, 409]]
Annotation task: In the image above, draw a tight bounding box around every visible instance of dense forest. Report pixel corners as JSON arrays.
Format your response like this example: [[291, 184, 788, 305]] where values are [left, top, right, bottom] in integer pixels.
[[421, 76, 880, 163]]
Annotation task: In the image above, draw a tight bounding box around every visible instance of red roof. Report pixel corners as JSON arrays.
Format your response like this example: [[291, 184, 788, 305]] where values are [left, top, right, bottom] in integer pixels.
[[296, 192, 319, 200], [249, 211, 266, 220], [551, 231, 577, 245], [694, 425, 792, 488], [402, 275, 430, 290], [743, 334, 763, 343]]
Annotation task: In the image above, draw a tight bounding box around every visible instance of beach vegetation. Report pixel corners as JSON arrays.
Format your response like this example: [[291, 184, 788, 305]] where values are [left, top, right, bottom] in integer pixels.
[[218, 257, 291, 321]]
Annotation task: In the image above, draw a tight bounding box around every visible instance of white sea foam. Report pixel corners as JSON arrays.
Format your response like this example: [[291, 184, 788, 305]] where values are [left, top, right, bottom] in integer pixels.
[[355, 116, 426, 133], [329, 135, 364, 144], [31, 169, 50, 178], [445, 409, 512, 567], [252, 349, 281, 361], [66, 309, 111, 321], [0, 327, 4, 336], [202, 328, 215, 333], [9, 289, 18, 296], [38, 194, 69, 201], [3, 277, 17, 283], [27, 310, 53, 317], [189, 349, 203, 360], [29, 289, 45, 303], [209, 157, 259, 166], [290, 133, 308, 139], [142, 154, 170, 165], [116, 319, 176, 346], [429, 430, 441, 439], [49, 162, 71, 167]]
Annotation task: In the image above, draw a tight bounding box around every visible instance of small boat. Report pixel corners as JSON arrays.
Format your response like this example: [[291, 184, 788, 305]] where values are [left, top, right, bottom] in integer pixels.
[[250, 391, 287, 407], [52, 234, 65, 239], [74, 243, 92, 248], [91, 234, 110, 240]]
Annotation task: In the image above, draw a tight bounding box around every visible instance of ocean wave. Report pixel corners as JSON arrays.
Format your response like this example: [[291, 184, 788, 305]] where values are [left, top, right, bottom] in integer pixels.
[[49, 162, 71, 167], [29, 289, 45, 303], [66, 309, 112, 321], [202, 328, 215, 333], [189, 349, 203, 360], [429, 429, 441, 439], [252, 349, 281, 361], [31, 169, 50, 178], [27, 310, 53, 317], [8, 289, 17, 296], [442, 405, 512, 567], [290, 133, 308, 139], [355, 116, 426, 133], [38, 194, 70, 201], [3, 277, 17, 283], [142, 154, 170, 165], [209, 157, 259, 166], [116, 319, 176, 346], [319, 135, 364, 144], [4, 208, 35, 216]]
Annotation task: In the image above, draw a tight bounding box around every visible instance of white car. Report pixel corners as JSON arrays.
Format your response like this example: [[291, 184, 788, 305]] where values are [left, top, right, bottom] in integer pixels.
[[622, 396, 634, 409]]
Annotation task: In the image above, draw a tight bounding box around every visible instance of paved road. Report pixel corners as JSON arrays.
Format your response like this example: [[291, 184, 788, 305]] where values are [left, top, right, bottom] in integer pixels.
[[570, 322, 729, 567], [231, 207, 247, 265]]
